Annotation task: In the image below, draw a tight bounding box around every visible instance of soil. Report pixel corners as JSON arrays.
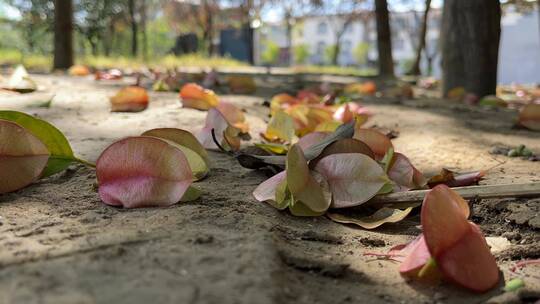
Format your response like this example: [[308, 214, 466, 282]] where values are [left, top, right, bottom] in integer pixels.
[[0, 74, 539, 304]]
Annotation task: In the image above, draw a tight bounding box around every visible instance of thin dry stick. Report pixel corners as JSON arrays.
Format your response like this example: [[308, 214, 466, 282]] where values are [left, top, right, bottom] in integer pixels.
[[369, 182, 540, 205]]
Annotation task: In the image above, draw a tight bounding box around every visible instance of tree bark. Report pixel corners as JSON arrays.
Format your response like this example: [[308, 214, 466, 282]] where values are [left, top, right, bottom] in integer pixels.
[[375, 0, 394, 77], [53, 0, 74, 70], [128, 0, 138, 57], [140, 0, 148, 60], [407, 0, 431, 75], [285, 10, 293, 65], [441, 0, 501, 98]]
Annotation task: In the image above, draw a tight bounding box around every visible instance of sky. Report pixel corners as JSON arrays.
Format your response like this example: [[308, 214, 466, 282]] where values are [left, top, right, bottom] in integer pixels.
[[0, 2, 21, 19]]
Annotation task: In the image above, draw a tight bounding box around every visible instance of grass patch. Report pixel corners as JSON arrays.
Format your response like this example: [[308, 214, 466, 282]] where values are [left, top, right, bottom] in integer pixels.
[[0, 49, 375, 77], [0, 49, 52, 71], [0, 49, 248, 71], [293, 65, 377, 77]]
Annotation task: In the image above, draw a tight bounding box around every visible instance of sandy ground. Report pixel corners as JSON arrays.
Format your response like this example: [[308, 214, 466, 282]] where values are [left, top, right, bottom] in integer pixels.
[[0, 75, 539, 304]]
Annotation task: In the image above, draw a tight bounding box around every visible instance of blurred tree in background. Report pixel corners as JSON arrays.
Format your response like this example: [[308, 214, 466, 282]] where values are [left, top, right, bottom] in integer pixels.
[[293, 44, 310, 65]]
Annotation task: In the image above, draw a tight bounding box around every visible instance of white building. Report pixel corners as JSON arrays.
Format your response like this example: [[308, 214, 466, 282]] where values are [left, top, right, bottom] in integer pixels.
[[255, 7, 540, 84]]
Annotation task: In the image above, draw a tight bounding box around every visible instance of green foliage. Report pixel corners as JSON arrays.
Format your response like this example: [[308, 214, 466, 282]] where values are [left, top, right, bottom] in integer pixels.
[[261, 40, 280, 65], [353, 42, 370, 65], [400, 58, 415, 73], [324, 44, 337, 65], [5, 0, 54, 53], [0, 49, 248, 70], [293, 65, 377, 77], [146, 18, 176, 57], [293, 44, 310, 64]]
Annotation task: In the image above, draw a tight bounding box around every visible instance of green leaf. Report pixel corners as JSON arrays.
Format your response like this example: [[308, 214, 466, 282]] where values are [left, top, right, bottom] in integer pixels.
[[237, 120, 355, 169], [381, 147, 395, 173], [378, 180, 394, 195], [254, 143, 288, 155], [418, 257, 438, 278], [287, 145, 330, 213], [142, 128, 212, 181], [289, 199, 325, 217], [180, 186, 202, 202], [0, 111, 79, 177], [264, 110, 295, 143], [504, 278, 525, 292], [275, 178, 291, 210]]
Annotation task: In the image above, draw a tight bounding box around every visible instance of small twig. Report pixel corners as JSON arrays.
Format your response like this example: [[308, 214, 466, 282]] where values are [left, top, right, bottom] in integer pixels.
[[363, 252, 404, 261], [484, 157, 507, 173], [509, 259, 540, 280]]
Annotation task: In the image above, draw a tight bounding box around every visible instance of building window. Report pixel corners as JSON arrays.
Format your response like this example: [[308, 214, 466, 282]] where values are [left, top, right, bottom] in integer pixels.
[[344, 23, 353, 35], [341, 40, 351, 55], [316, 41, 326, 56], [317, 22, 328, 34]]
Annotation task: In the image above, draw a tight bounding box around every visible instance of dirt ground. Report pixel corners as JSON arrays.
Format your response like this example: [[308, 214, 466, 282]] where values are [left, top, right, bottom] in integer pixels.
[[0, 74, 539, 304]]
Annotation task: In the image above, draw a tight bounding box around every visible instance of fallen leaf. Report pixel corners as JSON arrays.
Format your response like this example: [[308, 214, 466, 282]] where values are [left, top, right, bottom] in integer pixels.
[[313, 153, 387, 208], [387, 152, 427, 191], [427, 168, 485, 188], [0, 119, 49, 193], [96, 136, 193, 208], [270, 93, 298, 116], [141, 128, 210, 180], [504, 278, 525, 292], [236, 120, 355, 169], [68, 65, 90, 76], [5, 65, 37, 93], [314, 120, 342, 132], [262, 110, 295, 143], [95, 69, 122, 80], [447, 87, 466, 100], [287, 145, 330, 213], [297, 90, 321, 103], [253, 143, 288, 155], [421, 185, 499, 292], [297, 132, 330, 151], [309, 138, 375, 169], [333, 102, 371, 123], [344, 81, 377, 96], [0, 110, 80, 177], [327, 207, 412, 229], [196, 107, 241, 151], [518, 104, 540, 131], [179, 83, 219, 110], [110, 86, 149, 112], [354, 128, 393, 159], [479, 95, 507, 107], [227, 76, 256, 94], [215, 101, 250, 133], [253, 171, 288, 209], [398, 235, 432, 276]]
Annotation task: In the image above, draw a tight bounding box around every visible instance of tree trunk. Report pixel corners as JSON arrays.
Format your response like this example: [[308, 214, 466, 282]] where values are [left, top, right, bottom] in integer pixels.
[[89, 38, 98, 56], [407, 0, 431, 75], [375, 0, 394, 77], [285, 11, 293, 65], [140, 0, 148, 60], [53, 0, 73, 70], [332, 44, 340, 66], [128, 0, 138, 57], [442, 0, 501, 98]]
